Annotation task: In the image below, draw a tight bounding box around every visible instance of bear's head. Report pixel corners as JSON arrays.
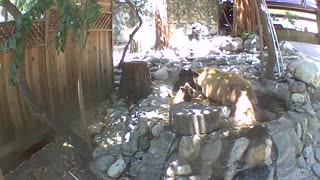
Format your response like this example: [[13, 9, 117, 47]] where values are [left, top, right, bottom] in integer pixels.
[[173, 68, 199, 91], [172, 82, 197, 105]]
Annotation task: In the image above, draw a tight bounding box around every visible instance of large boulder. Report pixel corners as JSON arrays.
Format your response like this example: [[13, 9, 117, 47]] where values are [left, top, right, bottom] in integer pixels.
[[222, 37, 244, 52], [288, 59, 320, 88]]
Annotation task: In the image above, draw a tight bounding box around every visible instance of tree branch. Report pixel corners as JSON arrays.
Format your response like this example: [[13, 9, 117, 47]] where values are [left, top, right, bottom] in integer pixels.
[[0, 0, 22, 20], [118, 1, 143, 68]]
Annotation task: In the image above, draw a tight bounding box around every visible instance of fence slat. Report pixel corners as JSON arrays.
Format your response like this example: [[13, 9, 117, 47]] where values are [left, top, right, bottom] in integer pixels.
[[4, 52, 24, 138], [0, 1, 113, 172]]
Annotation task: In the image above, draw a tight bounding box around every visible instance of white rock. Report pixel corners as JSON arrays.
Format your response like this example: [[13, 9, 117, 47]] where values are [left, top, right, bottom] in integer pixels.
[[107, 158, 127, 178], [288, 60, 320, 88], [296, 123, 302, 140], [174, 164, 192, 176], [291, 93, 305, 104]]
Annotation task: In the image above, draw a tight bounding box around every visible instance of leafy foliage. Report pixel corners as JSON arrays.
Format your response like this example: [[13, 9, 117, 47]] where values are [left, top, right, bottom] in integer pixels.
[[113, 0, 152, 28], [1, 0, 101, 85], [285, 10, 299, 26], [3, 0, 55, 85]]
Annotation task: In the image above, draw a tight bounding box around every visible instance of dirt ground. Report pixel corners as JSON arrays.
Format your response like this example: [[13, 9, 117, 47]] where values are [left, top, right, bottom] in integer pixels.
[[4, 105, 100, 180]]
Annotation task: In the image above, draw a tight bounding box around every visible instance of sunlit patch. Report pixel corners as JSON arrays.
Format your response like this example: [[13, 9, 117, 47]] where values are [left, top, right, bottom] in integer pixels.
[[63, 142, 74, 148], [233, 91, 256, 126], [159, 85, 173, 98]]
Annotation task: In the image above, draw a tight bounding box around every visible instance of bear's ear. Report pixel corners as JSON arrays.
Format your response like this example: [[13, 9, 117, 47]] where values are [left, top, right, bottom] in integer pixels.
[[184, 82, 191, 88], [180, 86, 186, 92], [193, 69, 202, 78]]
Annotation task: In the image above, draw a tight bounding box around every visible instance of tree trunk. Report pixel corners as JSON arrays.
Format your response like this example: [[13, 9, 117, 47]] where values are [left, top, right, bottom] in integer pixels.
[[169, 102, 220, 135], [119, 61, 152, 104], [257, 0, 277, 80], [77, 49, 92, 152], [154, 0, 169, 50], [233, 0, 257, 35], [0, 0, 21, 20], [118, 1, 143, 68], [78, 0, 92, 152], [254, 0, 265, 76]]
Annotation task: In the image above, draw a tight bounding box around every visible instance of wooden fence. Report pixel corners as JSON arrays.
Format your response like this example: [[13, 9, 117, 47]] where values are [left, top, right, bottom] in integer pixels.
[[0, 0, 113, 173]]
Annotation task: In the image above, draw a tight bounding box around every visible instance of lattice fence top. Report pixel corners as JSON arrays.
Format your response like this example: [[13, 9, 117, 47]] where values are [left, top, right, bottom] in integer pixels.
[[0, 9, 112, 49], [0, 21, 45, 47], [49, 9, 112, 31]]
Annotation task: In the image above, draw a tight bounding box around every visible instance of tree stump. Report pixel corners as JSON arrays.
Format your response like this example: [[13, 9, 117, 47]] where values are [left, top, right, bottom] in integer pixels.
[[169, 102, 220, 135], [119, 61, 153, 103]]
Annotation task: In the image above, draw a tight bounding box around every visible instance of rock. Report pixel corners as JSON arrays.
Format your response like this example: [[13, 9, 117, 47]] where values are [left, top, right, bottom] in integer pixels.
[[100, 173, 117, 180], [303, 104, 316, 117], [267, 126, 299, 177], [312, 163, 320, 177], [137, 163, 162, 180], [315, 148, 320, 162], [288, 80, 306, 93], [296, 123, 302, 140], [244, 34, 260, 51], [303, 144, 316, 167], [173, 164, 192, 176], [138, 136, 150, 151], [281, 41, 299, 55], [122, 141, 138, 157], [129, 161, 143, 177], [297, 156, 307, 169], [200, 140, 222, 162], [291, 93, 305, 104], [108, 159, 127, 178], [235, 163, 274, 180], [179, 135, 201, 161], [228, 137, 250, 164], [92, 147, 109, 159], [154, 67, 169, 80], [199, 161, 213, 179], [224, 37, 244, 52], [138, 117, 149, 136], [225, 137, 250, 180], [92, 155, 116, 173], [89, 123, 103, 135], [245, 139, 272, 165], [189, 175, 202, 180], [288, 59, 320, 88], [151, 124, 164, 137], [263, 79, 290, 103], [149, 130, 176, 158]]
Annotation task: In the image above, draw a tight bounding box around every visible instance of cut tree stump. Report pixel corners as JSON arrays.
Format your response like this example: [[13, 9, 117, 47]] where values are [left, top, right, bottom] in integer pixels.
[[119, 61, 153, 103], [169, 102, 220, 135]]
